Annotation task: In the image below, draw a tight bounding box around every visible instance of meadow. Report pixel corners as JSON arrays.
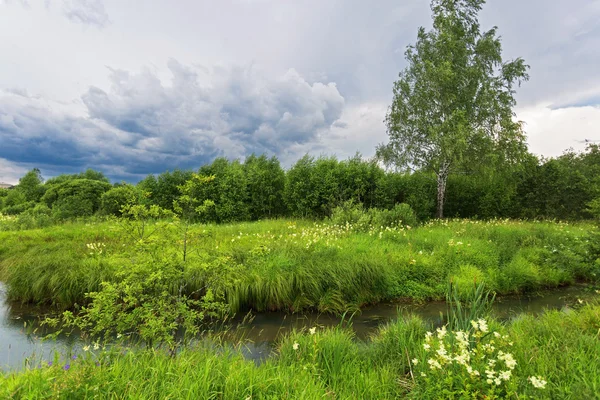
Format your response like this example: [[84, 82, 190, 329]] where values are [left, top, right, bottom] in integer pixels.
[[0, 217, 596, 313]]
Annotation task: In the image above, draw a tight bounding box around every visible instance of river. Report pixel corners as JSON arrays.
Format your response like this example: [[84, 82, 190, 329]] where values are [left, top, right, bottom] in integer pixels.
[[1, 282, 597, 371]]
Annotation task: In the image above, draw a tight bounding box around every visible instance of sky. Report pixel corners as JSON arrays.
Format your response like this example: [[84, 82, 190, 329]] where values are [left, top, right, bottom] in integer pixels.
[[1, 0, 600, 184]]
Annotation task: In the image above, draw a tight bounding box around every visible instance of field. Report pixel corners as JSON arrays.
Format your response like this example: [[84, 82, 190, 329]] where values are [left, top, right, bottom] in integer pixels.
[[0, 218, 596, 312]]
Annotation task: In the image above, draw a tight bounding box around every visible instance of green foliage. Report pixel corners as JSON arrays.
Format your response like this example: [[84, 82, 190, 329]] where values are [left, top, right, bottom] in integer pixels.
[[285, 154, 385, 219], [44, 169, 109, 187], [2, 144, 599, 223], [0, 219, 595, 313], [41, 179, 112, 219], [197, 158, 251, 222], [445, 279, 495, 332], [173, 174, 216, 262], [17, 168, 45, 202], [3, 305, 600, 398], [1, 189, 29, 215], [284, 154, 320, 218], [119, 203, 174, 244], [173, 173, 216, 223], [330, 200, 371, 227], [588, 198, 600, 221], [370, 203, 418, 229], [15, 204, 55, 229], [99, 184, 142, 216], [137, 169, 193, 211], [330, 201, 419, 231], [57, 257, 223, 350], [0, 188, 7, 210], [244, 154, 286, 219], [378, 0, 529, 218]]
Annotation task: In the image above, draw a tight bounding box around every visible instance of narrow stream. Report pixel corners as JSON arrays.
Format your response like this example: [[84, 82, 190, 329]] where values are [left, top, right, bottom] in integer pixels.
[[1, 282, 597, 371]]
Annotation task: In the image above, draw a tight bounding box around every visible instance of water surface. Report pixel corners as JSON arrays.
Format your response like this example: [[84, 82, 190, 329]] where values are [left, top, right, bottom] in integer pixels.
[[1, 282, 597, 371]]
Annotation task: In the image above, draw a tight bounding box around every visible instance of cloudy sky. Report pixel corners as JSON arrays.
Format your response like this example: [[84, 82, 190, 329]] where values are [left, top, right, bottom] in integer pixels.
[[1, 0, 599, 183]]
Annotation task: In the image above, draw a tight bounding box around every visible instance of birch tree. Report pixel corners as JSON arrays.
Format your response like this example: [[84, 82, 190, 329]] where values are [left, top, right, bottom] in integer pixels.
[[377, 0, 529, 218]]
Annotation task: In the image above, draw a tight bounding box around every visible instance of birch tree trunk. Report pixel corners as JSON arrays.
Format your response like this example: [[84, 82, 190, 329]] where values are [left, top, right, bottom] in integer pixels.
[[436, 162, 450, 219]]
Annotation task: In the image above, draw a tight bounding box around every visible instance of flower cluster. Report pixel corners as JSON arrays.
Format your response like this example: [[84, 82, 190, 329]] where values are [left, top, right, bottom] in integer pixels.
[[86, 242, 106, 255], [528, 375, 547, 389], [412, 319, 547, 396], [0, 212, 17, 225]]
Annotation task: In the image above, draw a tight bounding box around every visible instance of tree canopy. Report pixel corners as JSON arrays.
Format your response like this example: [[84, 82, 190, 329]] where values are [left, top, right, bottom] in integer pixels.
[[377, 0, 529, 218]]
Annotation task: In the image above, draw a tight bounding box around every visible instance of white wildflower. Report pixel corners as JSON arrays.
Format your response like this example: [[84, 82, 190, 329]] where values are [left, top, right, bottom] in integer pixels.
[[528, 376, 547, 389], [428, 359, 442, 370], [436, 325, 447, 339], [477, 318, 489, 333], [499, 370, 512, 381]]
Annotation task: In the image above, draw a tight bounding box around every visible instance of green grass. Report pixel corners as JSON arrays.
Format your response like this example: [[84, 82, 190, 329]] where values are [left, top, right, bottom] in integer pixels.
[[2, 303, 599, 399], [0, 218, 597, 312]]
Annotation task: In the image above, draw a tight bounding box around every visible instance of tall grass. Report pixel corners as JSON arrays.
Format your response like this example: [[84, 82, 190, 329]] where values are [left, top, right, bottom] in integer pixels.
[[446, 280, 495, 332], [0, 218, 596, 313], [2, 302, 600, 399]]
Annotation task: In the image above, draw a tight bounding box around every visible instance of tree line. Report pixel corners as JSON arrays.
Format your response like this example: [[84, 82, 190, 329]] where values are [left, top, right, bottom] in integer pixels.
[[1, 145, 598, 225]]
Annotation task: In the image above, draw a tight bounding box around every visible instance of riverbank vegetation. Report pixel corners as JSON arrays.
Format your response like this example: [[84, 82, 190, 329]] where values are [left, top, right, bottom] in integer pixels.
[[0, 218, 597, 314], [2, 300, 599, 399]]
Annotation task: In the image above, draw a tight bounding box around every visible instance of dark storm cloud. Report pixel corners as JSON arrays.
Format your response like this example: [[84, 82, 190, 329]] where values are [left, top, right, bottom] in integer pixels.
[[0, 60, 345, 181], [3, 0, 600, 183]]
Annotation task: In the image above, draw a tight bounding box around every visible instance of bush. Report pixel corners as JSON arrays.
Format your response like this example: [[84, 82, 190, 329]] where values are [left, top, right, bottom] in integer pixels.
[[42, 179, 112, 219], [56, 257, 224, 350], [330, 201, 418, 230], [2, 200, 36, 215], [369, 203, 418, 228], [15, 204, 55, 229], [100, 184, 142, 216], [330, 200, 370, 227], [1, 189, 27, 214]]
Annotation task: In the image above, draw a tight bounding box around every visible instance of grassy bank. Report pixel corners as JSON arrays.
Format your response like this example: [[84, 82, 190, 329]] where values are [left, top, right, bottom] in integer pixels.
[[2, 302, 599, 399], [0, 218, 597, 312]]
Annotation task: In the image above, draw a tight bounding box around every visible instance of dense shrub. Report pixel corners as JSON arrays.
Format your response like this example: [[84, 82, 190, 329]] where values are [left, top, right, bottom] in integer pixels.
[[330, 201, 420, 231], [137, 169, 193, 211], [3, 145, 600, 223], [369, 203, 417, 228], [197, 158, 250, 222], [41, 179, 112, 219], [15, 204, 55, 229], [244, 154, 286, 219], [1, 189, 28, 214], [100, 184, 142, 216], [17, 168, 45, 202]]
